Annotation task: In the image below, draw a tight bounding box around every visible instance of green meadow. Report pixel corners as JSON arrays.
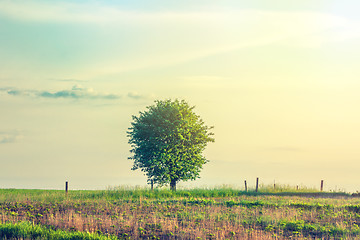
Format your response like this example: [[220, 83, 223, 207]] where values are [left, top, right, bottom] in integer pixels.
[[1, 186, 359, 239]]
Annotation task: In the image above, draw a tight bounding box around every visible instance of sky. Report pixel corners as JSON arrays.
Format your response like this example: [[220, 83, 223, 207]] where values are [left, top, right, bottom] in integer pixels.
[[1, 0, 360, 191]]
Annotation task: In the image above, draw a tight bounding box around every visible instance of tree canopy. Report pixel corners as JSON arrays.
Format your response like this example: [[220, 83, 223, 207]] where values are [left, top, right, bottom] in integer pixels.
[[127, 99, 214, 190]]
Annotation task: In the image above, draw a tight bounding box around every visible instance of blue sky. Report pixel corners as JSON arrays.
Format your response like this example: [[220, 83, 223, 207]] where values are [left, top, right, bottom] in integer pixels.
[[1, 0, 360, 191]]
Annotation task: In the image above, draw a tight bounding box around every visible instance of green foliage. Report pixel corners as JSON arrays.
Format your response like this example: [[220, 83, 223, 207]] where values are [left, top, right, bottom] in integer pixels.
[[127, 99, 214, 190]]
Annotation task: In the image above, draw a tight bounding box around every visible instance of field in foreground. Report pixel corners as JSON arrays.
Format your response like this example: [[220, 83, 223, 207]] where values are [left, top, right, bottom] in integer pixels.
[[1, 187, 360, 239]]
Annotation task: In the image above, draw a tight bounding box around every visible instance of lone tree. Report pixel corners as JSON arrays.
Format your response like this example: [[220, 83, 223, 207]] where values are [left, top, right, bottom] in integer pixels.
[[127, 99, 214, 191]]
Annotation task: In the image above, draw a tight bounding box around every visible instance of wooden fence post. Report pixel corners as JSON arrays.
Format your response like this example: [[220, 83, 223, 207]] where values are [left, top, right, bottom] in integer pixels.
[[151, 179, 154, 191], [274, 180, 276, 190], [244, 180, 247, 192], [255, 177, 259, 193], [320, 180, 324, 191], [65, 181, 68, 195]]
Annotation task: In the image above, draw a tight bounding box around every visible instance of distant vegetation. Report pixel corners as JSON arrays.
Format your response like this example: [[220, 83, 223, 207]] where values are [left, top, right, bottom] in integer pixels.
[[1, 186, 359, 239]]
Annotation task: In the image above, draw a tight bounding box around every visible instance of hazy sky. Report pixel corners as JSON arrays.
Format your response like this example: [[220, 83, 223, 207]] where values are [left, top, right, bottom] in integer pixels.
[[1, 0, 360, 191]]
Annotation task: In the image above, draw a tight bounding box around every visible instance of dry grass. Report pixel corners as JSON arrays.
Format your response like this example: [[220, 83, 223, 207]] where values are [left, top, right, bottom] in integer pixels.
[[1, 189, 360, 239]]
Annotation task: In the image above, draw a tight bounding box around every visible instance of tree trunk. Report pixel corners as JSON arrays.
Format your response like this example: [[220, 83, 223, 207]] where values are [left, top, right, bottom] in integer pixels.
[[170, 179, 177, 191]]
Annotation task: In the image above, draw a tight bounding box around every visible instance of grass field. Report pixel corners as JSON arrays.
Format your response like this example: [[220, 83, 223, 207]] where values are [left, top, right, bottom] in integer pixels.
[[1, 186, 360, 239]]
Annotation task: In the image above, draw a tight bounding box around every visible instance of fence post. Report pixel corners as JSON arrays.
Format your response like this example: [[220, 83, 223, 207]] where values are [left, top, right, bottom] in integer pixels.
[[320, 180, 324, 191], [65, 181, 68, 195], [151, 179, 154, 191], [255, 177, 259, 193], [244, 180, 247, 192], [273, 180, 276, 190]]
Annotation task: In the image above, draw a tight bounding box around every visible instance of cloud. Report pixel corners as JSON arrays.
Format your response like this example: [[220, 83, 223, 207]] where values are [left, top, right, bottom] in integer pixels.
[[0, 1, 353, 43], [1, 1, 358, 78], [38, 84, 121, 100], [0, 85, 150, 101], [0, 1, 221, 24], [0, 1, 110, 24], [0, 130, 23, 144], [127, 92, 153, 100]]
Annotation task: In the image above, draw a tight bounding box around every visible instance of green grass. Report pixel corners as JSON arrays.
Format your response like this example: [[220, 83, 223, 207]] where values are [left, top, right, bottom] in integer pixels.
[[0, 184, 351, 202], [0, 186, 358, 239], [0, 221, 118, 240]]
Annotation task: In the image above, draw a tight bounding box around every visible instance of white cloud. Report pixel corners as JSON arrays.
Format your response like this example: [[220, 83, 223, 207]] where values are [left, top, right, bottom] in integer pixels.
[[1, 1, 358, 77], [72, 9, 357, 77], [0, 1, 352, 40], [0, 1, 218, 24], [0, 1, 114, 24], [0, 130, 23, 144], [0, 85, 151, 101], [127, 92, 153, 100]]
